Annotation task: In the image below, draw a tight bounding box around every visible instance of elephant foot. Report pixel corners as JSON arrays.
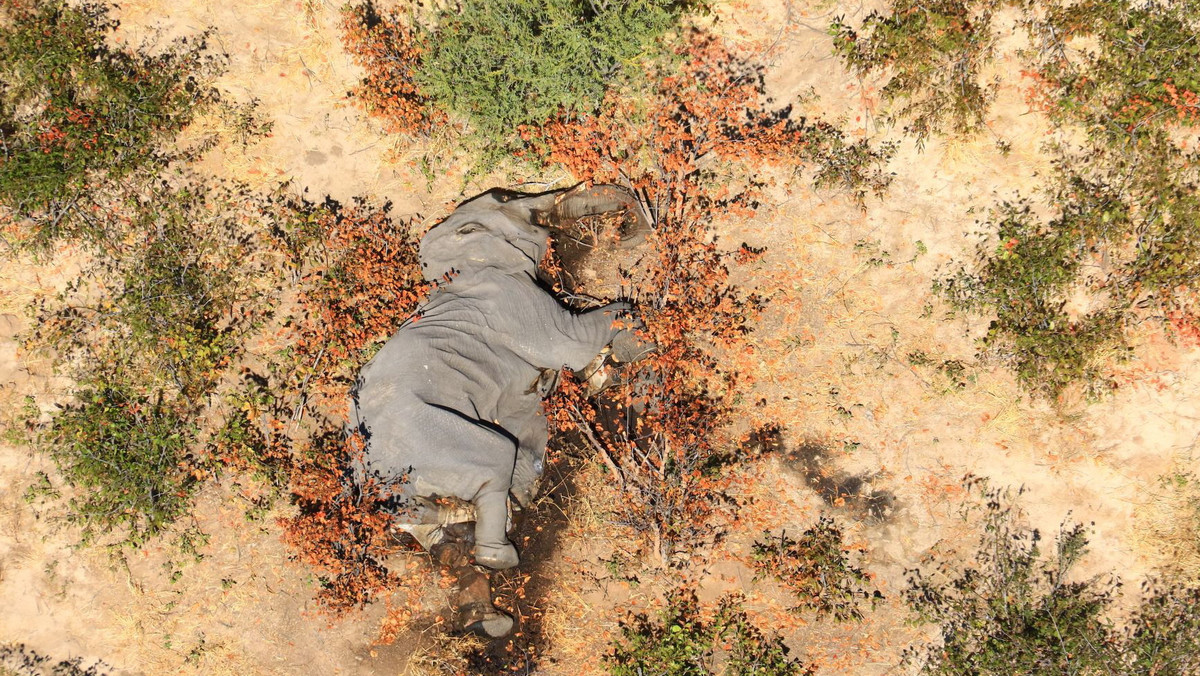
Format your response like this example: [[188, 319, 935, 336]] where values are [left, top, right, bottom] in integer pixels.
[[460, 603, 515, 638], [473, 541, 519, 570], [453, 557, 513, 638]]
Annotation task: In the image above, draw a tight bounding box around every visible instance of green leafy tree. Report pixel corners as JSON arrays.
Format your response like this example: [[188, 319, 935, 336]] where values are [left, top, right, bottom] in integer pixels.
[[414, 0, 703, 157]]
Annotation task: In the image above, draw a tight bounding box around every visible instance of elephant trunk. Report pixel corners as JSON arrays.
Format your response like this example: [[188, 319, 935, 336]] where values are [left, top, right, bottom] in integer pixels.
[[544, 184, 651, 248]]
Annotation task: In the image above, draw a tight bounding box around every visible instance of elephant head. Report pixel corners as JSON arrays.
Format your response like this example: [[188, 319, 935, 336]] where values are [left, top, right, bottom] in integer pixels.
[[419, 184, 649, 283]]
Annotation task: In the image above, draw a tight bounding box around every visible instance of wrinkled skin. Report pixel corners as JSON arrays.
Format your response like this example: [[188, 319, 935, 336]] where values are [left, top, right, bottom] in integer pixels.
[[350, 186, 650, 575]]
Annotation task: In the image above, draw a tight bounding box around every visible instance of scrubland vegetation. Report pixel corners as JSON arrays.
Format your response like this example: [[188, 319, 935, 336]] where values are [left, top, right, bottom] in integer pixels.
[[2, 0, 1200, 674]]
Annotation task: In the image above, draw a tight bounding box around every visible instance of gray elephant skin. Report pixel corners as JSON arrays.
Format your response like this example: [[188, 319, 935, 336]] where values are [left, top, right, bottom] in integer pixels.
[[350, 185, 649, 572]]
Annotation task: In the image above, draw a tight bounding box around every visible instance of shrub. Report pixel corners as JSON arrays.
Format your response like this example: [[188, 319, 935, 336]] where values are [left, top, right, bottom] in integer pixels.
[[267, 193, 426, 411], [340, 3, 440, 137], [263, 193, 428, 614], [0, 0, 223, 245], [43, 384, 198, 547], [341, 0, 706, 160], [905, 478, 1200, 675], [414, 0, 702, 155], [1025, 0, 1200, 145], [532, 31, 894, 208], [1023, 2, 1200, 354], [750, 517, 880, 621], [30, 178, 271, 402], [830, 0, 1007, 142], [278, 428, 406, 614], [204, 379, 291, 490], [934, 196, 1130, 397], [937, 134, 1199, 398], [1119, 580, 1200, 675], [606, 588, 813, 676], [539, 31, 891, 561], [904, 483, 1115, 673], [22, 177, 280, 546], [25, 185, 427, 602], [839, 0, 1200, 397]]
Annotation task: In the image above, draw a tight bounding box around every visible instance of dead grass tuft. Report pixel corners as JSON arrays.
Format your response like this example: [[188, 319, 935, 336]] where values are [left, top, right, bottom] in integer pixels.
[[1137, 459, 1200, 582]]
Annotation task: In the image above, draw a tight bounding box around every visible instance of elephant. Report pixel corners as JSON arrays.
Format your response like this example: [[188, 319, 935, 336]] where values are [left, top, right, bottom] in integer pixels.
[[348, 184, 652, 635]]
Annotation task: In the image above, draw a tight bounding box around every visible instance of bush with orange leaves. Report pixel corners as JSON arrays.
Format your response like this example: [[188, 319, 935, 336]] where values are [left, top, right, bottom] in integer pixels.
[[263, 194, 427, 613], [538, 33, 892, 562], [268, 193, 428, 412], [278, 428, 410, 614], [531, 32, 893, 208], [340, 3, 441, 136]]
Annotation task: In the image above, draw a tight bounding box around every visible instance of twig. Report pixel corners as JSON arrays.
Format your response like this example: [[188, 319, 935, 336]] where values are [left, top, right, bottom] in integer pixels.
[[291, 346, 326, 425], [566, 402, 625, 490]]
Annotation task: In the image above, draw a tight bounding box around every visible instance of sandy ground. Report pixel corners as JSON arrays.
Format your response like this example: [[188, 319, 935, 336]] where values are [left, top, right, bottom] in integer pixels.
[[2, 0, 1198, 674]]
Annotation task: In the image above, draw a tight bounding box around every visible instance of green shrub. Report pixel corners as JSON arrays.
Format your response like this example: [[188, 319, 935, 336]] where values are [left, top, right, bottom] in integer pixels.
[[414, 0, 704, 156], [904, 484, 1114, 673], [905, 479, 1200, 675], [1120, 580, 1200, 675], [205, 381, 290, 492], [44, 385, 197, 547], [607, 588, 813, 676], [830, 0, 1008, 142], [0, 0, 223, 245], [838, 0, 1200, 397], [23, 177, 280, 546], [935, 196, 1130, 397], [938, 128, 1200, 397], [30, 178, 270, 402], [1027, 0, 1200, 146], [751, 517, 880, 621], [803, 122, 897, 201]]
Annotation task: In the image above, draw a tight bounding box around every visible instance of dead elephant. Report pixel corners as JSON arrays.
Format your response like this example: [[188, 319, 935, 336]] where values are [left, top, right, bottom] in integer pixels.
[[350, 184, 652, 636]]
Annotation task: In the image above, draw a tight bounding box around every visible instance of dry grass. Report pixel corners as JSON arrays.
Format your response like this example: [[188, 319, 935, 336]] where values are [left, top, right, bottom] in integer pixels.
[[400, 630, 487, 676], [1136, 459, 1200, 583]]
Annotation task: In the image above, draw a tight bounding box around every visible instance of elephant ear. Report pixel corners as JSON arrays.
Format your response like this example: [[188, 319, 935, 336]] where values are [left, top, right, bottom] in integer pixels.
[[540, 184, 651, 247], [418, 223, 464, 283]]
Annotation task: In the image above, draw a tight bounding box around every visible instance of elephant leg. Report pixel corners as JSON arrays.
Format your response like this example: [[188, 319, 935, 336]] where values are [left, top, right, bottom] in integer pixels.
[[473, 490, 519, 570], [430, 537, 514, 638], [455, 565, 514, 638], [509, 413, 549, 509], [394, 495, 476, 552]]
